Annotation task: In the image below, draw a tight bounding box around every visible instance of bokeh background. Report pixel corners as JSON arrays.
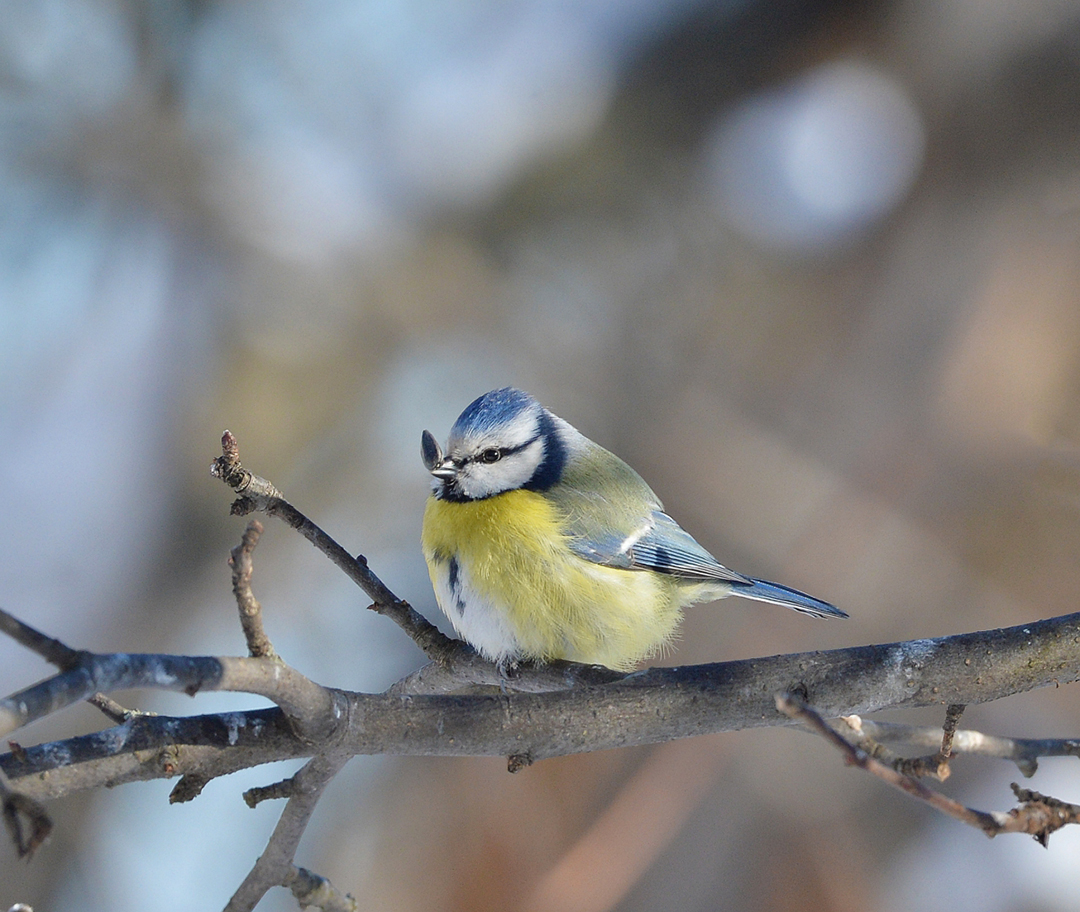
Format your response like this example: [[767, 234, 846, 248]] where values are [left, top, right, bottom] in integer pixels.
[[3, 0, 1080, 909]]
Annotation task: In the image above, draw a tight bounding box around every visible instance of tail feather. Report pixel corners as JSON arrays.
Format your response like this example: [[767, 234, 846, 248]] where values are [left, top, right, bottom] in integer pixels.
[[732, 578, 847, 619]]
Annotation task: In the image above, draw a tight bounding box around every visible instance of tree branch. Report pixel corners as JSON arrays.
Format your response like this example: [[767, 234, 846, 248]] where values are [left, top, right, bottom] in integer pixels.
[[211, 431, 457, 663], [0, 608, 338, 744], [778, 693, 1080, 845], [0, 429, 1076, 910], [3, 610, 1080, 799], [840, 716, 1080, 778], [225, 752, 353, 912], [231, 520, 277, 660], [836, 702, 968, 781], [0, 769, 50, 859]]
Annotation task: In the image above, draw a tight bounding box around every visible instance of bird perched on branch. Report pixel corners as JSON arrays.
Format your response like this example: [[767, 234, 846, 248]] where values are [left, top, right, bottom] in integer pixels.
[[421, 388, 845, 670]]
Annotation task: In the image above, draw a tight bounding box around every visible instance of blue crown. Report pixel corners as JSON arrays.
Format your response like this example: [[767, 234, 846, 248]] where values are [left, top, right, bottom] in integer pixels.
[[452, 388, 536, 437]]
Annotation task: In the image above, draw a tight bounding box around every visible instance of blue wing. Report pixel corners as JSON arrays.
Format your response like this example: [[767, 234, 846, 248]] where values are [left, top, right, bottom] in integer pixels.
[[628, 511, 750, 582], [549, 435, 845, 617], [548, 437, 748, 584], [727, 578, 847, 619], [567, 513, 846, 618], [567, 509, 749, 584]]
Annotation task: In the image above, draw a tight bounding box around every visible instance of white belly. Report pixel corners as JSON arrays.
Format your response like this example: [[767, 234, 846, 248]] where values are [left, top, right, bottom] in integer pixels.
[[430, 554, 524, 664]]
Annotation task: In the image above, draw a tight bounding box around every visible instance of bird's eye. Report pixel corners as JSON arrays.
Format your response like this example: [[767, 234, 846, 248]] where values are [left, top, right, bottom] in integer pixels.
[[479, 448, 502, 464]]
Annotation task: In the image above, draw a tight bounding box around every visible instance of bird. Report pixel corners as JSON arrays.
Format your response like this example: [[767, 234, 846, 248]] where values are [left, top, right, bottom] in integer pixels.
[[420, 387, 845, 671]]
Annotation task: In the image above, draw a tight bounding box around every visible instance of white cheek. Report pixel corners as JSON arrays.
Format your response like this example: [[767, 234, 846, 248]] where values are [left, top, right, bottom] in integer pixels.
[[431, 559, 523, 663], [460, 441, 544, 499]]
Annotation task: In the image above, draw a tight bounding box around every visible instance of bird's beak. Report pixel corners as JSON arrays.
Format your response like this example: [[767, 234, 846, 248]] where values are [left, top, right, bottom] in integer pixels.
[[421, 430, 458, 480]]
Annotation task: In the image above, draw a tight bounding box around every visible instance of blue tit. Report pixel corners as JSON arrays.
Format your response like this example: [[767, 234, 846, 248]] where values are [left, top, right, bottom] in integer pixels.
[[421, 388, 845, 670]]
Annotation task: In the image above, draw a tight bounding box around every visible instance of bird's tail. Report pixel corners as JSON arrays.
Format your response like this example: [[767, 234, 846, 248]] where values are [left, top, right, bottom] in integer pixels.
[[733, 578, 847, 619]]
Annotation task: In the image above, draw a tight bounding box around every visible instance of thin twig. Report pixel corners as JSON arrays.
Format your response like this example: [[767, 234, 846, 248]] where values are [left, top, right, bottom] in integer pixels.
[[243, 775, 298, 808], [0, 609, 81, 669], [0, 770, 50, 859], [211, 431, 457, 662], [224, 752, 351, 912], [833, 715, 914, 772], [230, 520, 277, 659], [169, 773, 211, 804], [778, 693, 1080, 844], [87, 693, 153, 724], [840, 716, 1080, 778], [940, 703, 965, 757], [890, 703, 966, 781]]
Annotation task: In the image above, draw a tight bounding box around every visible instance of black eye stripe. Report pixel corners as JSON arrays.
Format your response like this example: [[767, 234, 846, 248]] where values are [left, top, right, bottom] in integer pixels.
[[467, 436, 538, 465]]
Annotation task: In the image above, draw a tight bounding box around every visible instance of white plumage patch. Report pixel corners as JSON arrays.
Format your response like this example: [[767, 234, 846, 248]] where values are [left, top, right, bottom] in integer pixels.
[[452, 436, 545, 501], [429, 554, 524, 664]]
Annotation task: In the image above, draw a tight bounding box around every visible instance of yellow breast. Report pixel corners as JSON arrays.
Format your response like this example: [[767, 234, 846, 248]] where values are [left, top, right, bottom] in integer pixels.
[[421, 489, 685, 669]]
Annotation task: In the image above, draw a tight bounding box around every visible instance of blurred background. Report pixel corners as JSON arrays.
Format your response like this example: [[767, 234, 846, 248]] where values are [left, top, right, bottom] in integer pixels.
[[2, 0, 1080, 909]]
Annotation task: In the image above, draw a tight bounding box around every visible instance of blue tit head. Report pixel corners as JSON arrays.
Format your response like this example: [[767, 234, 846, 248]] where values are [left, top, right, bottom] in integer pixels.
[[421, 387, 568, 502]]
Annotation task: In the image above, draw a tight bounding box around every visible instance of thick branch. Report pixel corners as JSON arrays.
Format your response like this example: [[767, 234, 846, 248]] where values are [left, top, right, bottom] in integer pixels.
[[335, 610, 1080, 763], [4, 611, 1080, 798], [2, 708, 299, 799], [0, 611, 338, 744]]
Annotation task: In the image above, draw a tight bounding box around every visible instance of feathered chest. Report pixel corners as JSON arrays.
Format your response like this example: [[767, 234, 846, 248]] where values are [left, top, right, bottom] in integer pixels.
[[421, 489, 567, 574], [420, 488, 681, 669]]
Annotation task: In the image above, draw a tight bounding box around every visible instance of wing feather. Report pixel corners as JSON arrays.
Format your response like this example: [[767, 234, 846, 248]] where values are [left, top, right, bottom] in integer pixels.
[[546, 440, 745, 583], [627, 511, 749, 582]]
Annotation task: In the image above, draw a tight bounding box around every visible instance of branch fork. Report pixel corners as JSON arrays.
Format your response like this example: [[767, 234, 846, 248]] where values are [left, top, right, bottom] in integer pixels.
[[0, 430, 1077, 910], [778, 693, 1080, 845]]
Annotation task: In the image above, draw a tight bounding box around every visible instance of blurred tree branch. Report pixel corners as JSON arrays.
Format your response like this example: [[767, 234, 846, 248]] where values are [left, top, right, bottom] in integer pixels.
[[779, 694, 1080, 846], [1, 431, 1079, 910]]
